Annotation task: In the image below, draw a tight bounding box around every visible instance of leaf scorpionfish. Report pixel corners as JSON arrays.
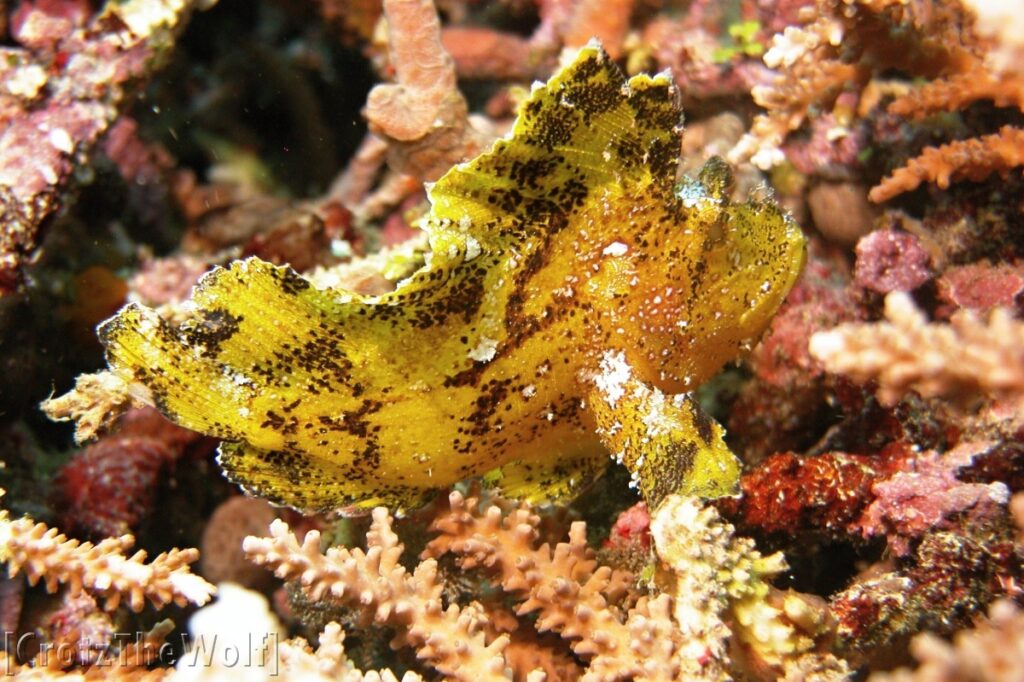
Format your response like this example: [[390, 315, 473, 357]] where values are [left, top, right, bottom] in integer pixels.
[[98, 44, 805, 513]]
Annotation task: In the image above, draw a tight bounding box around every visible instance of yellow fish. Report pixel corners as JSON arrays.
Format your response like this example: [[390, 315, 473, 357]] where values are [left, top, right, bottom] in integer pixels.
[[99, 45, 805, 513]]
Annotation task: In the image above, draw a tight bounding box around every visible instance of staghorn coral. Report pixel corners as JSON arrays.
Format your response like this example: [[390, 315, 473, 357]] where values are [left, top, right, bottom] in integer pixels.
[[870, 127, 1024, 203], [276, 622, 426, 682], [91, 44, 805, 514], [244, 490, 839, 681], [868, 46, 1024, 202], [809, 291, 1024, 408], [424, 491, 676, 681], [0, 489, 215, 612], [244, 503, 510, 681], [651, 495, 846, 680]]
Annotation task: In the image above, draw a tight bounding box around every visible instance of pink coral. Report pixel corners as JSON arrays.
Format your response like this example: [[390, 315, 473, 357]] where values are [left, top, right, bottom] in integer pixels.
[[854, 229, 933, 293], [856, 441, 1010, 555], [605, 501, 651, 551], [937, 261, 1024, 314]]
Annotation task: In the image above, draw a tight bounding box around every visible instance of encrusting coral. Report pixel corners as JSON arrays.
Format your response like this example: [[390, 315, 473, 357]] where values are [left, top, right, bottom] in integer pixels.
[[0, 489, 215, 612], [0, 0, 211, 294], [89, 43, 805, 514], [809, 291, 1024, 408]]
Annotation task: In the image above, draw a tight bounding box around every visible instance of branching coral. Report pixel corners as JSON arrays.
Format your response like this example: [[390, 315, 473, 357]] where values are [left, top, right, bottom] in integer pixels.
[[809, 291, 1024, 408], [867, 36, 1024, 202], [869, 126, 1024, 202], [424, 491, 677, 681], [276, 622, 426, 682], [244, 505, 510, 682], [729, 0, 996, 183], [244, 491, 841, 681], [0, 489, 215, 612], [868, 599, 1024, 682]]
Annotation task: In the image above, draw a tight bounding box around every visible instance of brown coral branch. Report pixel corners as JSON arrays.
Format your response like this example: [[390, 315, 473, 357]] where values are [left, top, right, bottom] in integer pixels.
[[809, 291, 1024, 407], [869, 125, 1024, 202], [242, 509, 510, 682], [0, 493, 215, 613]]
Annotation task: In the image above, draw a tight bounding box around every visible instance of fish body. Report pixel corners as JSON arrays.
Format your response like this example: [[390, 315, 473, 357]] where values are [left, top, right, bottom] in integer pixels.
[[99, 44, 805, 513]]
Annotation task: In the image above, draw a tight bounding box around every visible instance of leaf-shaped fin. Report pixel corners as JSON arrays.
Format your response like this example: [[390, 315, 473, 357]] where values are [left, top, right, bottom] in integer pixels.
[[424, 43, 682, 251], [584, 351, 741, 507], [217, 442, 430, 513]]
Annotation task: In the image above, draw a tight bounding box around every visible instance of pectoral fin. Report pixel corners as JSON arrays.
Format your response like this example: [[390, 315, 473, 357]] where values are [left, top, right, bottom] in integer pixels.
[[584, 351, 741, 509]]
